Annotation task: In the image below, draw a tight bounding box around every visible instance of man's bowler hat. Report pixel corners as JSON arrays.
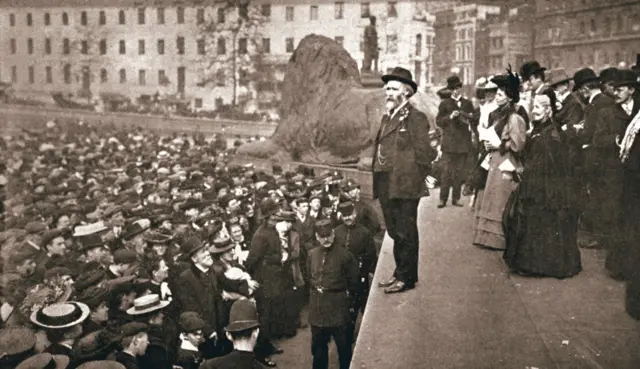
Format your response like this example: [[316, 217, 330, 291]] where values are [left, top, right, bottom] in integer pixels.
[[225, 300, 260, 332], [381, 67, 418, 94]]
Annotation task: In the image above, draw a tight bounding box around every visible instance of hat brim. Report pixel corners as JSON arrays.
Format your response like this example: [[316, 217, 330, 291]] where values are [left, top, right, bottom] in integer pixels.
[[209, 243, 235, 254], [611, 79, 638, 88], [126, 300, 171, 315], [381, 75, 418, 94], [30, 302, 91, 329], [549, 77, 572, 87], [225, 320, 260, 332]]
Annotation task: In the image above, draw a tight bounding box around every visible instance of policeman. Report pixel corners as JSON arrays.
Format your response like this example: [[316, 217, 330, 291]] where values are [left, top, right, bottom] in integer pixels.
[[307, 219, 359, 369]]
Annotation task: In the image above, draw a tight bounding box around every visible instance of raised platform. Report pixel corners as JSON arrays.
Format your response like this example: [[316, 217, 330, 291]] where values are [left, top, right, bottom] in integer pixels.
[[352, 191, 640, 369]]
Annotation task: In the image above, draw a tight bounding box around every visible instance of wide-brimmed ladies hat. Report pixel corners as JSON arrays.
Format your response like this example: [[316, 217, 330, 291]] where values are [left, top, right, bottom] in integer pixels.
[[30, 302, 90, 329], [126, 294, 170, 316]]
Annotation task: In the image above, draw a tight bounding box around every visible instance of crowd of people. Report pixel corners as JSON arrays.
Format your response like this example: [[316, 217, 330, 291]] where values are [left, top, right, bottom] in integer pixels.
[[0, 120, 380, 369], [436, 55, 640, 320]]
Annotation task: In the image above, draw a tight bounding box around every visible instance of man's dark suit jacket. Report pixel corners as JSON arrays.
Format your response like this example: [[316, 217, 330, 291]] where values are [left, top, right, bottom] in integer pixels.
[[592, 96, 640, 169], [175, 263, 224, 336], [200, 349, 265, 369], [556, 92, 584, 129], [372, 103, 435, 200], [436, 97, 475, 153]]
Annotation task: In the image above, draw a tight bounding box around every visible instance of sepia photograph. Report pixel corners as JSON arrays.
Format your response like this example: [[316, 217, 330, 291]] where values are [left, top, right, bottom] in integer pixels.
[[0, 0, 639, 368]]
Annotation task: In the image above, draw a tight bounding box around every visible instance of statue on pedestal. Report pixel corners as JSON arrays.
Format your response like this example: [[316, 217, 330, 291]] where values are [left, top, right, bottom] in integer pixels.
[[362, 16, 379, 74]]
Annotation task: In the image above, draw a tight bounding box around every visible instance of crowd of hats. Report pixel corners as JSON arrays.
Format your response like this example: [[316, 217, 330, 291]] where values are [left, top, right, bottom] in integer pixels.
[[0, 118, 364, 368]]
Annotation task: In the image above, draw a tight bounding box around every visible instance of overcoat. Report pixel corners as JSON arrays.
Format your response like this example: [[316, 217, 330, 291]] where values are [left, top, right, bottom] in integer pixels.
[[436, 97, 475, 153], [372, 103, 435, 199], [175, 263, 225, 336]]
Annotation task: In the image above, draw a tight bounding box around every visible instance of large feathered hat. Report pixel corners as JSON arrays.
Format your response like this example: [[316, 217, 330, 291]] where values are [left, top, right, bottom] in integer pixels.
[[491, 65, 521, 103]]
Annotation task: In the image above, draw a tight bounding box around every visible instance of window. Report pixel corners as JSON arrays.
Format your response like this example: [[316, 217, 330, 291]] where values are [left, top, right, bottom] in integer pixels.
[[386, 34, 397, 53], [28, 66, 34, 84], [238, 38, 248, 54], [286, 37, 294, 53], [45, 38, 52, 54], [415, 34, 422, 56], [286, 6, 294, 21], [177, 7, 185, 24], [467, 29, 473, 39], [99, 11, 106, 25], [64, 64, 72, 84], [138, 8, 145, 24], [81, 40, 89, 54], [262, 38, 270, 53], [195, 98, 203, 108], [27, 13, 33, 26], [177, 36, 185, 55], [139, 69, 146, 85], [617, 14, 624, 32], [239, 3, 248, 19], [387, 2, 397, 18], [63, 38, 71, 54], [218, 8, 225, 23], [335, 2, 344, 19], [81, 11, 87, 25], [119, 40, 126, 54], [590, 18, 596, 32], [119, 68, 126, 83], [100, 69, 107, 83], [579, 20, 585, 34], [46, 66, 52, 83], [197, 8, 205, 24], [157, 7, 165, 24], [100, 39, 107, 55], [217, 37, 226, 54], [158, 69, 167, 84], [10, 39, 16, 54], [456, 46, 461, 60], [157, 39, 165, 54], [464, 45, 470, 60], [361, 2, 370, 18], [261, 4, 271, 18], [44, 13, 50, 25], [458, 30, 465, 40], [119, 10, 125, 24], [62, 12, 69, 25], [9, 13, 15, 26], [216, 69, 225, 86], [197, 39, 205, 54], [310, 5, 318, 20], [11, 66, 17, 83], [335, 36, 344, 47], [239, 69, 249, 86], [137, 39, 145, 55]]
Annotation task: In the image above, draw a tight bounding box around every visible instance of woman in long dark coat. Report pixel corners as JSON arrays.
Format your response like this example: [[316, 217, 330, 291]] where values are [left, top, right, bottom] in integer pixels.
[[503, 91, 582, 278]]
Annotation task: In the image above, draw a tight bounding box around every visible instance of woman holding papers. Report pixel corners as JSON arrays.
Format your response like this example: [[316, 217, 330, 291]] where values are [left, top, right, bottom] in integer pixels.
[[503, 91, 582, 278], [473, 68, 527, 250]]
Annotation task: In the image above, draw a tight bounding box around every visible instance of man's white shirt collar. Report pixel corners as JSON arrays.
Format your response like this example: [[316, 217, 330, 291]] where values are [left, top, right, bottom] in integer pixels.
[[622, 99, 634, 115], [589, 90, 601, 104]]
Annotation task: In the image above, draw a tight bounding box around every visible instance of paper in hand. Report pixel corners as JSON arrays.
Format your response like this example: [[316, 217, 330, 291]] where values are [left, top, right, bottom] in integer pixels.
[[478, 126, 502, 147]]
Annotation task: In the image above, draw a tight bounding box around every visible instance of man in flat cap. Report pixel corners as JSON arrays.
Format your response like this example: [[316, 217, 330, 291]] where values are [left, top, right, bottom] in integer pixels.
[[373, 67, 435, 294], [307, 219, 359, 369]]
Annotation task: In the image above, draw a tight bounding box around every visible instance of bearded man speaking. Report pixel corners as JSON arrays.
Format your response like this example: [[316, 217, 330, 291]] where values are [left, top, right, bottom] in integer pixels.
[[372, 67, 436, 294]]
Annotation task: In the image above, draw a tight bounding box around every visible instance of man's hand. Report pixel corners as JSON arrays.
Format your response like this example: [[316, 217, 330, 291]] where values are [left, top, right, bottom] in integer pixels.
[[450, 111, 460, 120], [247, 280, 260, 290]]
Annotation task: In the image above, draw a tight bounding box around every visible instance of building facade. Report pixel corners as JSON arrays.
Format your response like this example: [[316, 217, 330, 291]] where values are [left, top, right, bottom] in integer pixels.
[[0, 0, 434, 112], [475, 4, 533, 79], [533, 0, 640, 73]]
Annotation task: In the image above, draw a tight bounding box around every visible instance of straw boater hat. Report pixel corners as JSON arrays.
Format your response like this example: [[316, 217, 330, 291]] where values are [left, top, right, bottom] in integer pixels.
[[126, 294, 170, 316], [30, 302, 90, 329]]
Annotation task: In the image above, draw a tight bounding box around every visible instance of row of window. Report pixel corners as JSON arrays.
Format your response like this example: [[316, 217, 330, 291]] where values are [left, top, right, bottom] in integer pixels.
[[6, 1, 400, 27], [7, 65, 250, 88], [7, 37, 296, 56], [537, 12, 640, 43]]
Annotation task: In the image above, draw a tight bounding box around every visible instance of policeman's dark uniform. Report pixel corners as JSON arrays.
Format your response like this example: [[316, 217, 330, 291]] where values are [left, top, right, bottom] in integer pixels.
[[307, 219, 359, 369]]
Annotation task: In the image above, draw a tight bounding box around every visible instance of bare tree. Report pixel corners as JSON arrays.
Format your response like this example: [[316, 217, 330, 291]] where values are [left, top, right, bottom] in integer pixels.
[[197, 0, 273, 109]]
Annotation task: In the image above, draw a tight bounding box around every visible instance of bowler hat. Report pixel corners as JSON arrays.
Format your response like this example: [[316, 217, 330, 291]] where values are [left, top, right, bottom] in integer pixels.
[[77, 286, 110, 309], [446, 75, 463, 90], [181, 236, 206, 258], [381, 67, 418, 94], [73, 329, 121, 363], [112, 249, 137, 264], [572, 68, 599, 89], [120, 222, 146, 241], [272, 210, 296, 222], [599, 67, 619, 84], [179, 311, 207, 333], [315, 219, 334, 238], [611, 69, 638, 88], [519, 60, 546, 80], [16, 353, 69, 369], [79, 233, 105, 252], [30, 302, 90, 329], [259, 198, 280, 220], [126, 294, 170, 315], [225, 300, 260, 332], [547, 68, 572, 87]]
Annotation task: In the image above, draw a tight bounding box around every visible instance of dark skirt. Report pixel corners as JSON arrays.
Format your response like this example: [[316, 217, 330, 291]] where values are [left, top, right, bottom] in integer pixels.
[[255, 288, 298, 339], [503, 189, 582, 279]]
